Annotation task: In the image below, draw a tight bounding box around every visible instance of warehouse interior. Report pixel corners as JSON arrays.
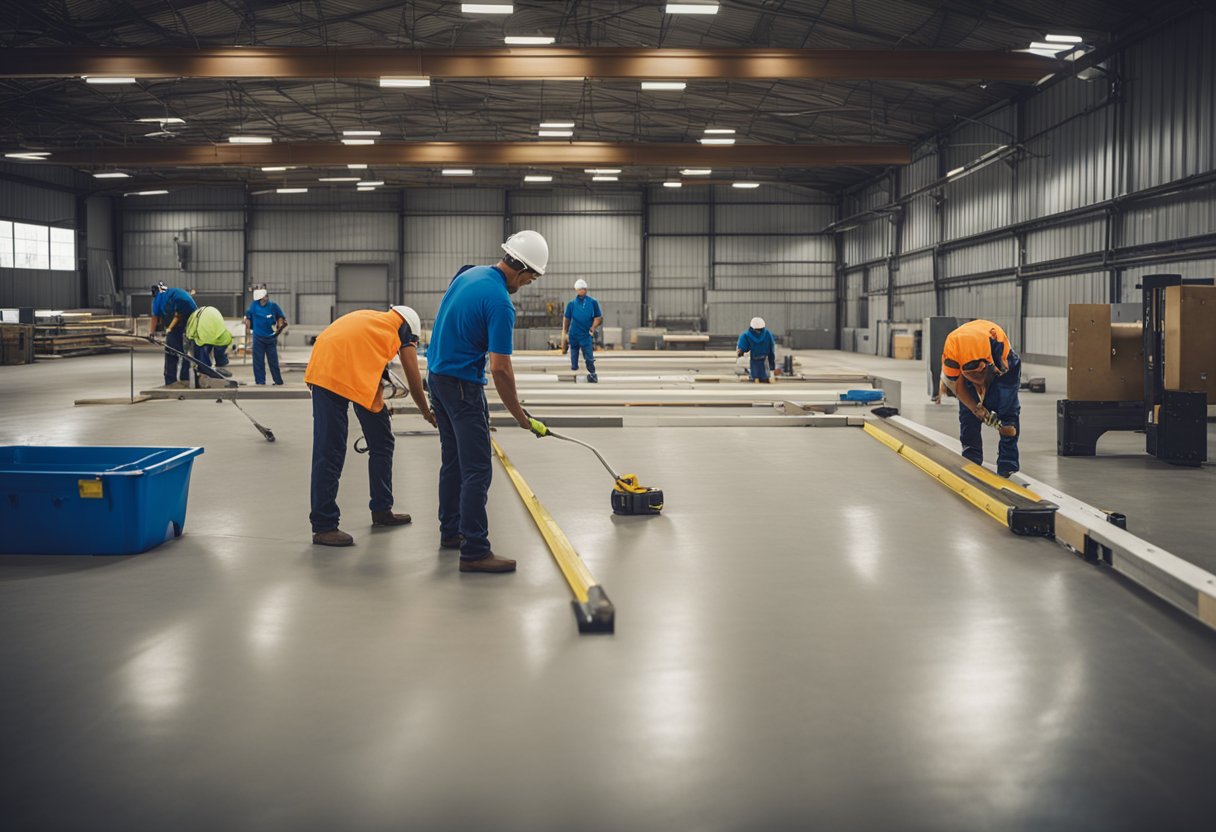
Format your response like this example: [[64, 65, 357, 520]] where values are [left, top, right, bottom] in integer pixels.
[[2, 2, 1215, 830]]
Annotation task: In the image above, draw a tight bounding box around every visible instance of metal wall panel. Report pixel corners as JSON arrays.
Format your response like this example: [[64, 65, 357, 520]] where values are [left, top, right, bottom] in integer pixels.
[[867, 262, 889, 293], [648, 236, 707, 322], [649, 203, 708, 235], [1120, 258, 1216, 301], [1024, 216, 1106, 264], [943, 108, 1015, 241], [845, 269, 863, 328], [894, 251, 933, 288], [1017, 82, 1115, 220], [941, 279, 1019, 339], [403, 215, 502, 320], [892, 288, 936, 323], [85, 196, 115, 308], [842, 178, 892, 265], [405, 188, 503, 214], [940, 238, 1016, 280], [1120, 184, 1216, 246], [1022, 271, 1108, 358], [122, 208, 244, 294], [706, 294, 834, 335], [714, 203, 827, 235], [510, 190, 639, 216], [0, 165, 80, 307]]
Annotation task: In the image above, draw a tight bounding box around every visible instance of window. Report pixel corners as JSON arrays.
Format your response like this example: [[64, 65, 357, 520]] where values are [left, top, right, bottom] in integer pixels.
[[50, 227, 75, 271], [0, 221, 11, 268], [13, 222, 49, 270]]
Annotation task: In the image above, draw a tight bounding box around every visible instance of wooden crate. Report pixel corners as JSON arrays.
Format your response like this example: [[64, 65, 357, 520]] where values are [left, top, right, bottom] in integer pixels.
[[1, 324, 36, 365]]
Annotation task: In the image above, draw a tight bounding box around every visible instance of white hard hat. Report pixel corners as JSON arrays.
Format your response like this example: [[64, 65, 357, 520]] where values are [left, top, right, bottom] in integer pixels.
[[750, 317, 765, 329], [253, 288, 268, 301], [574, 278, 588, 291], [501, 229, 549, 275], [391, 305, 422, 341]]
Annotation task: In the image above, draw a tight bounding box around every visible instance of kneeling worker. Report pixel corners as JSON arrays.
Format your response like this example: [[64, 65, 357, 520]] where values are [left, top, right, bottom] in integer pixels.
[[935, 319, 1021, 477], [185, 305, 233, 379], [737, 316, 776, 382], [304, 305, 436, 547], [562, 278, 602, 383]]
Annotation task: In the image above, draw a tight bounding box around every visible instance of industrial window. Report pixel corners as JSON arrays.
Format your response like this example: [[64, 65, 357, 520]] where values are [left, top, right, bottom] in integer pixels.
[[13, 222, 49, 270], [49, 227, 75, 271], [0, 220, 11, 268]]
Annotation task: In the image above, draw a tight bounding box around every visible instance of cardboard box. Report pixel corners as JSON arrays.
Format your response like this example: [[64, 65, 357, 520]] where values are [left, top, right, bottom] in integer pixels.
[[892, 333, 915, 360], [1164, 285, 1216, 402], [1067, 305, 1144, 401]]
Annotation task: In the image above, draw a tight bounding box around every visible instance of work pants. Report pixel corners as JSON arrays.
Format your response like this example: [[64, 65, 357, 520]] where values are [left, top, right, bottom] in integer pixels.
[[569, 335, 596, 381], [958, 355, 1022, 476], [749, 357, 771, 382], [428, 373, 493, 560], [309, 384, 394, 533], [163, 328, 191, 385], [191, 341, 229, 379], [252, 335, 283, 385]]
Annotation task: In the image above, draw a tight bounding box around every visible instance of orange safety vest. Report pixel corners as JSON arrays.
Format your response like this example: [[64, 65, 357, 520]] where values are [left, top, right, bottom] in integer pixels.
[[942, 319, 1012, 382], [304, 309, 402, 410]]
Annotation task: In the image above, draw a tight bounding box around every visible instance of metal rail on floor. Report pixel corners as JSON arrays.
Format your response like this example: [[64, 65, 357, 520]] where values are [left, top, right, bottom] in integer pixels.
[[490, 438, 615, 634]]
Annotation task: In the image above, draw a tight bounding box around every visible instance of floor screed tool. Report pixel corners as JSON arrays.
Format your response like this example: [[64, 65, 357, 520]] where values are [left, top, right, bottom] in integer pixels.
[[546, 430, 664, 515]]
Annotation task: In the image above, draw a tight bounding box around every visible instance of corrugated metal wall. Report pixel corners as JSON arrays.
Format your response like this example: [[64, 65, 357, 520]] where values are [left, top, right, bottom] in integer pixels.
[[0, 161, 82, 308], [85, 196, 115, 308]]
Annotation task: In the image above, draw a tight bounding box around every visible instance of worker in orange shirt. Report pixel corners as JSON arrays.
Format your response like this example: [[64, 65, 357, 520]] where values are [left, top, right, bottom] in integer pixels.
[[304, 305, 436, 547], [934, 319, 1021, 477]]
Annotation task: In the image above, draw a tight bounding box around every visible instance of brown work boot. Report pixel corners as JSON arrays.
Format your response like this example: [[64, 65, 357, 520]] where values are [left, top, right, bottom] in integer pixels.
[[372, 510, 412, 526], [313, 528, 354, 547], [459, 552, 516, 573]]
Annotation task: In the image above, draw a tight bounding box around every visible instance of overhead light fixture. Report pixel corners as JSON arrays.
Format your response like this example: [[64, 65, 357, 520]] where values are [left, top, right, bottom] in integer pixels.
[[703, 128, 736, 134], [124, 190, 169, 196], [319, 177, 360, 182], [592, 175, 618, 182], [261, 166, 291, 172], [641, 81, 686, 91], [342, 130, 381, 137], [1035, 73, 1056, 87], [699, 137, 736, 145], [359, 180, 385, 186], [505, 36, 555, 45], [276, 188, 308, 194], [83, 76, 138, 84], [539, 121, 575, 129], [538, 130, 573, 137], [341, 138, 375, 145], [524, 175, 553, 182], [680, 168, 711, 175], [666, 2, 719, 13], [1044, 34, 1084, 43], [732, 182, 760, 189], [357, 186, 376, 192], [5, 152, 51, 160], [442, 169, 474, 176], [584, 168, 621, 174], [380, 76, 431, 88], [228, 135, 273, 144], [93, 172, 131, 179], [462, 3, 513, 13], [347, 163, 368, 169], [1027, 41, 1072, 53], [662, 181, 683, 188], [946, 145, 1011, 181], [135, 117, 185, 124]]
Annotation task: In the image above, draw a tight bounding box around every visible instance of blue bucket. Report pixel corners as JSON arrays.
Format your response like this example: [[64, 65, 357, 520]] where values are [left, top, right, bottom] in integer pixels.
[[0, 446, 204, 556]]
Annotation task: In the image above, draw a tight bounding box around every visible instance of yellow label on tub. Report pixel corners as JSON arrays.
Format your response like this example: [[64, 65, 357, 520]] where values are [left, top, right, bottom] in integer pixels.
[[78, 479, 104, 499]]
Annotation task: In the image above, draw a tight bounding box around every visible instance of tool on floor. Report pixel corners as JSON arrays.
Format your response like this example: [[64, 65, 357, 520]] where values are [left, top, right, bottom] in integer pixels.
[[103, 331, 276, 442], [545, 428, 664, 515]]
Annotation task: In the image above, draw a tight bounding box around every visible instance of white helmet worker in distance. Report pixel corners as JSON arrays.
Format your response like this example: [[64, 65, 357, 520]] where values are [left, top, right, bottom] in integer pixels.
[[574, 278, 588, 292], [750, 316, 766, 330], [391, 305, 422, 342], [501, 229, 549, 276], [253, 288, 268, 301], [739, 316, 777, 383]]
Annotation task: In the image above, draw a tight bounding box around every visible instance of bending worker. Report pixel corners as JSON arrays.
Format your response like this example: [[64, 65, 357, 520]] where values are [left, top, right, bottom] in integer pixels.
[[149, 282, 197, 387], [562, 278, 602, 383], [935, 319, 1021, 477], [427, 230, 552, 574], [185, 305, 233, 379], [245, 288, 288, 385], [737, 316, 777, 383], [304, 305, 436, 547]]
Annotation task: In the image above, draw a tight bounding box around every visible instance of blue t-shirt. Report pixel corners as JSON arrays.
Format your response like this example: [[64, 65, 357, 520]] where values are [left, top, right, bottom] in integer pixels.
[[427, 265, 515, 384], [154, 287, 197, 321], [246, 300, 285, 338], [564, 295, 602, 340]]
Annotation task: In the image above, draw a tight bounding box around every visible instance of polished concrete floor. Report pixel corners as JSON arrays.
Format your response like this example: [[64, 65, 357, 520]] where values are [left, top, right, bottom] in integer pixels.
[[2, 352, 1215, 832]]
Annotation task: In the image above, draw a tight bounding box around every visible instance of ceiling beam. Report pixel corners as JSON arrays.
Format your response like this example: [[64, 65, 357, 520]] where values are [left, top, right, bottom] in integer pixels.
[[0, 47, 1056, 82]]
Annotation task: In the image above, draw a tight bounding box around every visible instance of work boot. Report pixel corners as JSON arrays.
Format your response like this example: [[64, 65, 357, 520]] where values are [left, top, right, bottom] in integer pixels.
[[372, 510, 412, 526], [459, 552, 516, 573], [588, 375, 598, 383], [440, 534, 464, 550], [313, 528, 354, 547]]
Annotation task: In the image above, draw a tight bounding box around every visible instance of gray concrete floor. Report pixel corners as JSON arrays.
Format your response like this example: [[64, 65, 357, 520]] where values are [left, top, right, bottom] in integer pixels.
[[2, 352, 1216, 832]]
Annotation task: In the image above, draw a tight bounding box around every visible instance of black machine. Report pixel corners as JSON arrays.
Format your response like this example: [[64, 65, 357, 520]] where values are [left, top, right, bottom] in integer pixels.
[[1057, 274, 1210, 467]]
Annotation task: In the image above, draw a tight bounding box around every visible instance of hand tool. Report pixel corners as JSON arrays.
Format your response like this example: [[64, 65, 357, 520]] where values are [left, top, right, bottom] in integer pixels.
[[544, 429, 664, 515]]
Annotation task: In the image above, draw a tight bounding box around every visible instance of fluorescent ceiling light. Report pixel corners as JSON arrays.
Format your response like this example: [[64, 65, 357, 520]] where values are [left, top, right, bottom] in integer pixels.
[[946, 166, 965, 178], [380, 76, 431, 88], [584, 168, 621, 174], [732, 182, 760, 189], [592, 175, 618, 182], [136, 117, 185, 124], [276, 188, 308, 194], [84, 76, 138, 84], [641, 81, 686, 91], [703, 128, 736, 134], [1044, 34, 1084, 43], [342, 130, 381, 137], [347, 164, 368, 169], [341, 138, 375, 145], [539, 121, 575, 129], [1023, 48, 1064, 58], [5, 152, 51, 160], [319, 177, 360, 182], [699, 137, 736, 145], [524, 175, 553, 182], [1035, 73, 1056, 86], [125, 190, 168, 196], [1028, 41, 1071, 52], [680, 168, 711, 175], [357, 186, 376, 191], [662, 181, 683, 188], [228, 135, 272, 144], [93, 172, 131, 179], [359, 180, 385, 186], [505, 36, 555, 45], [462, 3, 513, 13], [538, 130, 573, 137], [261, 166, 291, 172], [666, 3, 719, 13], [442, 169, 474, 176]]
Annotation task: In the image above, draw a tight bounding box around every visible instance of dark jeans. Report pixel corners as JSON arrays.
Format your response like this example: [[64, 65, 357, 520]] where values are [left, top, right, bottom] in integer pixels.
[[749, 357, 771, 381], [309, 384, 394, 533], [191, 341, 229, 379], [958, 355, 1021, 476], [569, 336, 596, 380], [252, 335, 283, 385], [428, 373, 493, 559], [163, 328, 191, 385]]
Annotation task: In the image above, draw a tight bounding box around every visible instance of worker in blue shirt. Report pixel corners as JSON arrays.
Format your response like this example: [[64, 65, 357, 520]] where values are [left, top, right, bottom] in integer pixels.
[[149, 283, 198, 386], [562, 278, 603, 383], [737, 316, 777, 383], [244, 287, 288, 385], [427, 230, 552, 574]]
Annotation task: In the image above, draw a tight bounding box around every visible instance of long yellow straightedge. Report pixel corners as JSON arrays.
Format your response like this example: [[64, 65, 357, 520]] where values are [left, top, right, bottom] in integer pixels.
[[962, 462, 1042, 502], [491, 439, 596, 603], [863, 422, 1010, 528]]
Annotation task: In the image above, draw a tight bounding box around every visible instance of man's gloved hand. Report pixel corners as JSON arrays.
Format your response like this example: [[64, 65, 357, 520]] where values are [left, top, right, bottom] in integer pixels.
[[736, 349, 744, 358], [528, 417, 549, 438], [983, 410, 1003, 430]]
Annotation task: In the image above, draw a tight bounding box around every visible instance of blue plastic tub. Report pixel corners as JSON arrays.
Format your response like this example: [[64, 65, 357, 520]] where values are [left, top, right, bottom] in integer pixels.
[[0, 446, 204, 556]]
